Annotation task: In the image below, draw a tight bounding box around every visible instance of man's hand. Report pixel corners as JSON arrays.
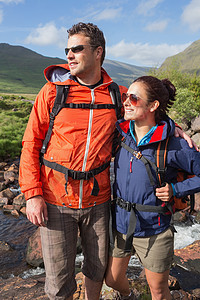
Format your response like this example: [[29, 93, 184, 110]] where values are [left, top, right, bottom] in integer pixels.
[[26, 196, 48, 227], [174, 127, 199, 151], [155, 183, 173, 202]]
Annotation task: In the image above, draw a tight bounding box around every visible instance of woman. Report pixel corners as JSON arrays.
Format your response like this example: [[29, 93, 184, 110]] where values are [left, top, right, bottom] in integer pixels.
[[105, 76, 200, 300]]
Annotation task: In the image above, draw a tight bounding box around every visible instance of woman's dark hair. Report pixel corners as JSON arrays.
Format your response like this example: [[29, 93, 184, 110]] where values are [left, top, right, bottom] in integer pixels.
[[133, 76, 176, 123], [67, 22, 105, 65]]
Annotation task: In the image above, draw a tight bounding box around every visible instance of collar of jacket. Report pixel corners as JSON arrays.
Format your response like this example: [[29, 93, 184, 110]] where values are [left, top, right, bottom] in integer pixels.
[[43, 63, 113, 88], [116, 116, 175, 145]]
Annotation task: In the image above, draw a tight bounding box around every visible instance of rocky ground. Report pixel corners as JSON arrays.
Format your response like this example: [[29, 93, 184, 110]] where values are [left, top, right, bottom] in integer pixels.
[[0, 159, 200, 299]]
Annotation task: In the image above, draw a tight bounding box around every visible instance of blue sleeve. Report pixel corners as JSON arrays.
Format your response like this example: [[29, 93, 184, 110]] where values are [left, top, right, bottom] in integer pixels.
[[167, 138, 200, 198]]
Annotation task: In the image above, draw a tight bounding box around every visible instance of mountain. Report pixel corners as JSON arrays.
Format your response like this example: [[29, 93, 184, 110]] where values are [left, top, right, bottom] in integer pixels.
[[0, 43, 150, 94], [160, 39, 200, 75]]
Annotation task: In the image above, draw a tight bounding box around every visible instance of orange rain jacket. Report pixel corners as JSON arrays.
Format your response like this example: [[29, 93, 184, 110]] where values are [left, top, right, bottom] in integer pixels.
[[19, 64, 127, 209]]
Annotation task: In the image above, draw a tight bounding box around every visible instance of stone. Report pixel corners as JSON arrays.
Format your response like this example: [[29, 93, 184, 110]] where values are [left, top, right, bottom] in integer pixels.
[[0, 170, 4, 181], [191, 133, 200, 147], [13, 193, 26, 206], [0, 276, 48, 300], [0, 197, 9, 206], [0, 240, 13, 252], [194, 192, 200, 211], [174, 210, 189, 223], [0, 162, 7, 170], [26, 228, 44, 268], [0, 181, 6, 192], [191, 116, 200, 133], [195, 211, 200, 224], [0, 187, 15, 201], [3, 204, 16, 213], [20, 206, 27, 215], [11, 209, 20, 217], [174, 240, 200, 273], [4, 170, 17, 182]]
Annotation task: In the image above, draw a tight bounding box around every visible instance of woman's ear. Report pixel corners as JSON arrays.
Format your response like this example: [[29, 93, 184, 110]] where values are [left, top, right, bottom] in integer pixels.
[[150, 100, 159, 112]]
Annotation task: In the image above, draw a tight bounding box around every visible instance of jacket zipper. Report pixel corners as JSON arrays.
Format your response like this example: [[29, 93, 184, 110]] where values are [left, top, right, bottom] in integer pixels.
[[79, 89, 95, 208]]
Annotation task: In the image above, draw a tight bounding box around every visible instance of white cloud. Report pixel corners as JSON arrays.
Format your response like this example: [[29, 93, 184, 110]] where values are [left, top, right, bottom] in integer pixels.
[[24, 22, 67, 49], [137, 0, 164, 16], [93, 7, 122, 21], [78, 6, 122, 22], [107, 40, 191, 67], [145, 20, 168, 32], [181, 0, 200, 32], [0, 0, 24, 3], [0, 9, 3, 23]]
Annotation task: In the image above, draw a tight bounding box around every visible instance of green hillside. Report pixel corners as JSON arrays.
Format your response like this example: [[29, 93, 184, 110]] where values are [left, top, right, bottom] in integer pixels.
[[0, 43, 150, 94], [160, 39, 200, 75], [103, 59, 150, 87], [0, 43, 67, 94]]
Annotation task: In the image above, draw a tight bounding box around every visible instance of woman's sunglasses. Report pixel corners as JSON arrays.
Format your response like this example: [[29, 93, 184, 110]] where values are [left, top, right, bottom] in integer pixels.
[[122, 93, 141, 106], [65, 44, 96, 55]]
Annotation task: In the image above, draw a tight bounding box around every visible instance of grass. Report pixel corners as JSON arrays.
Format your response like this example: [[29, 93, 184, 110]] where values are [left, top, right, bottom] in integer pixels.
[[0, 94, 33, 159]]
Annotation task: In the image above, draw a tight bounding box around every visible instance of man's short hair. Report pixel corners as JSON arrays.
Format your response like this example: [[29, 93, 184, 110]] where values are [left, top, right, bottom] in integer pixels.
[[67, 22, 105, 65]]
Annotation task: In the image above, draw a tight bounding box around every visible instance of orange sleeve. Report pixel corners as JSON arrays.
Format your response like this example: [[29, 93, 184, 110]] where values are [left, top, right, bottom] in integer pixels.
[[19, 83, 54, 200]]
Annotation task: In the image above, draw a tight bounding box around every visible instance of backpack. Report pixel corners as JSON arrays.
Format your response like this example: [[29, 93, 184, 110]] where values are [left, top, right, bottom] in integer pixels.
[[154, 137, 195, 212], [40, 82, 122, 196]]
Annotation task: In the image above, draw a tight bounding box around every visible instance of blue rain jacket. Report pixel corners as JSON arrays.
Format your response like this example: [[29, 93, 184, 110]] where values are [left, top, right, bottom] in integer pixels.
[[113, 118, 200, 237]]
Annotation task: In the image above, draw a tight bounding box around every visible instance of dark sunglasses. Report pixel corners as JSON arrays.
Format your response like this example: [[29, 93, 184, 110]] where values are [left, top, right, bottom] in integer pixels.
[[122, 93, 141, 106], [65, 44, 95, 55]]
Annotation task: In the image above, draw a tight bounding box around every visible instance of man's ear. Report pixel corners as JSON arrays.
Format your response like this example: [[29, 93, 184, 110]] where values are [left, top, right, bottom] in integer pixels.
[[96, 46, 103, 60], [150, 100, 160, 112]]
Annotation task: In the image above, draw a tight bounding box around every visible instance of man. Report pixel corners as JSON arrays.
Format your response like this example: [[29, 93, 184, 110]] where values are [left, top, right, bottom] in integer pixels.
[[19, 22, 126, 300], [19, 22, 196, 300]]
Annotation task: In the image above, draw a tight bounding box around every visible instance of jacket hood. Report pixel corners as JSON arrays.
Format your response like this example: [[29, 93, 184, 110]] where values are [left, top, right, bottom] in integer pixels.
[[44, 63, 113, 86], [116, 116, 175, 144]]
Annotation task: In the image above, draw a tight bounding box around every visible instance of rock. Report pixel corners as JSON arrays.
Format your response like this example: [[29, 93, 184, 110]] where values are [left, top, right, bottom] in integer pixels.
[[3, 204, 16, 213], [0, 197, 9, 206], [26, 228, 44, 268], [20, 206, 27, 215], [194, 192, 200, 212], [11, 209, 20, 217], [168, 274, 181, 290], [13, 193, 26, 206], [4, 170, 17, 182], [0, 181, 6, 191], [0, 162, 7, 170], [191, 116, 200, 133], [0, 276, 48, 300], [0, 171, 4, 181], [170, 289, 193, 299], [174, 240, 200, 273], [191, 133, 200, 147], [0, 240, 13, 252], [0, 187, 16, 201], [195, 211, 200, 224], [174, 210, 189, 223]]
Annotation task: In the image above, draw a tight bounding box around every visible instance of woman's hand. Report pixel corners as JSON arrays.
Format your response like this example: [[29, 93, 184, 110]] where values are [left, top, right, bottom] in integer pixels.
[[155, 183, 173, 202], [175, 127, 199, 151]]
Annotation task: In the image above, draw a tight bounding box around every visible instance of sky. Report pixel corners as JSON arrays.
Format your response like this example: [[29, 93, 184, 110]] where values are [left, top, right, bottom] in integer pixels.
[[0, 0, 200, 67]]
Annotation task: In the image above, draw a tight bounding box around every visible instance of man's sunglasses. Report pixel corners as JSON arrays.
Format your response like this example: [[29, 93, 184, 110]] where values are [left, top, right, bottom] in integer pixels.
[[65, 44, 95, 55], [122, 93, 141, 106]]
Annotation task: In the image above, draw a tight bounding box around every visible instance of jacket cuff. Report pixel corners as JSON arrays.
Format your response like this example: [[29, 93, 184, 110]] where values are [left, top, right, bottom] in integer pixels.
[[171, 183, 176, 196], [24, 188, 43, 201]]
